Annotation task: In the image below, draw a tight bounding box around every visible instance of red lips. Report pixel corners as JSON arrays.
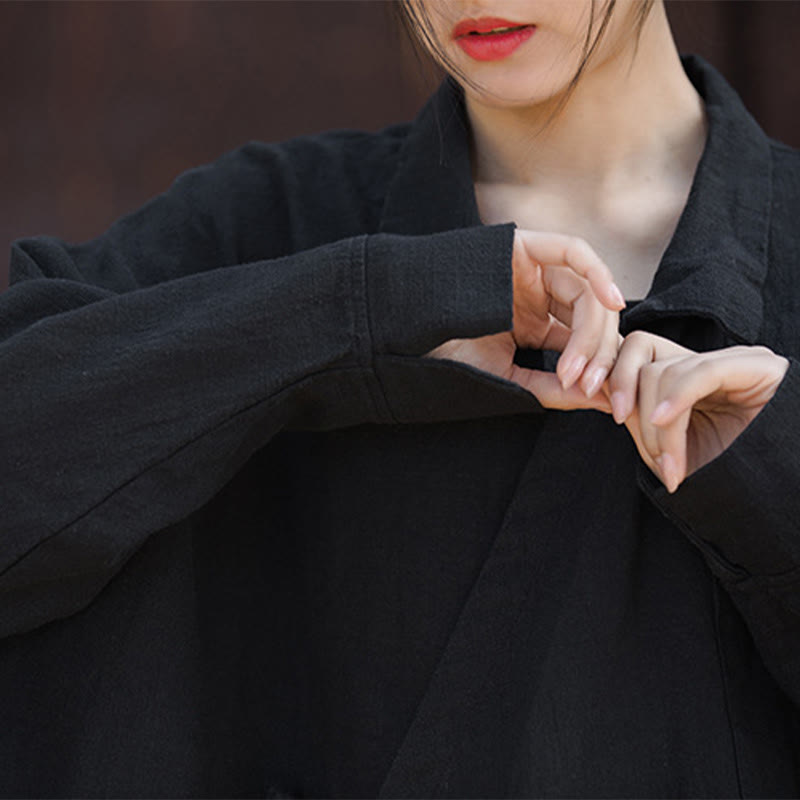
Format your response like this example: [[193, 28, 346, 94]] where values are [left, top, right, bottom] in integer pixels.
[[452, 17, 535, 61], [452, 17, 530, 38]]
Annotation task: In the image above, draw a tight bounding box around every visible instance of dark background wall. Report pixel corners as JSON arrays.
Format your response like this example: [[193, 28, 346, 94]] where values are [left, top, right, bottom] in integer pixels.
[[2, 1, 799, 288]]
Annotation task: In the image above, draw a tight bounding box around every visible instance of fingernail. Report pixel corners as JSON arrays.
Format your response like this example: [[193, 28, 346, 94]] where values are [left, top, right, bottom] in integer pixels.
[[560, 354, 587, 390], [655, 455, 670, 490], [650, 400, 672, 425], [583, 366, 607, 398], [659, 452, 680, 494], [609, 283, 626, 309], [610, 391, 628, 424]]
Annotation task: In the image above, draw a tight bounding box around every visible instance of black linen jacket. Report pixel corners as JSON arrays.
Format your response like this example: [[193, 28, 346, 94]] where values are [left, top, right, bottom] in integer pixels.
[[0, 56, 798, 798]]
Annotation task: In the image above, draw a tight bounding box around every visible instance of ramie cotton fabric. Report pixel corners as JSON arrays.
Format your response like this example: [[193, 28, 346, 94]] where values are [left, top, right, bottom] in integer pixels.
[[0, 56, 798, 798]]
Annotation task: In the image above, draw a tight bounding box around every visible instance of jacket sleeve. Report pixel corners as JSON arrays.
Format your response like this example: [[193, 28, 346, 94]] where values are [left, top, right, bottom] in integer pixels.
[[0, 156, 517, 638], [639, 360, 800, 707]]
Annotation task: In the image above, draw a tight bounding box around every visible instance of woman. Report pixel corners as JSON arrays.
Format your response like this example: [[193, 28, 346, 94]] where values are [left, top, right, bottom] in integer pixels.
[[0, 1, 797, 797]]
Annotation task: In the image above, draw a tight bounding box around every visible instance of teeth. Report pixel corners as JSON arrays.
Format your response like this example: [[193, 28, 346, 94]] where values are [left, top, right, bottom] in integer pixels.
[[472, 26, 524, 35]]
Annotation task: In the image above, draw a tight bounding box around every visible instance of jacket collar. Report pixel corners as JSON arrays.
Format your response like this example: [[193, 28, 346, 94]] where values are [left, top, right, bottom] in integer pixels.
[[379, 56, 772, 345], [379, 75, 478, 236]]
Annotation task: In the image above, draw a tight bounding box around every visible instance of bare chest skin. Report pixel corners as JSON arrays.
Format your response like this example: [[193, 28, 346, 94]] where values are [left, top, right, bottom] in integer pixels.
[[475, 177, 693, 302]]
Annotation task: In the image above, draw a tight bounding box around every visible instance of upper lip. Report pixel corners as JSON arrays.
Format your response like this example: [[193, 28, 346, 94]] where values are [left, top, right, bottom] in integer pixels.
[[452, 17, 531, 39]]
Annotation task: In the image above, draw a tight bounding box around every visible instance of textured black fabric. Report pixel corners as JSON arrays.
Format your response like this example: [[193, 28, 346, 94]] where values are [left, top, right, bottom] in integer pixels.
[[0, 56, 798, 798]]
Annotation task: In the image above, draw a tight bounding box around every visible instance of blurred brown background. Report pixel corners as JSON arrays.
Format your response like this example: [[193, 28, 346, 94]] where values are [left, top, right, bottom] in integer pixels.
[[1, 0, 799, 289]]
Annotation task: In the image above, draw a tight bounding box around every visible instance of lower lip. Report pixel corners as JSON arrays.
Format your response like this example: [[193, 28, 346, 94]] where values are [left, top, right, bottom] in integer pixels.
[[455, 26, 535, 62]]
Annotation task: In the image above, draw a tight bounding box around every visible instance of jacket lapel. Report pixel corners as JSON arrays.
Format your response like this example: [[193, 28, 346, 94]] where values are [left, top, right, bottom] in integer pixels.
[[621, 56, 772, 345], [379, 77, 482, 235]]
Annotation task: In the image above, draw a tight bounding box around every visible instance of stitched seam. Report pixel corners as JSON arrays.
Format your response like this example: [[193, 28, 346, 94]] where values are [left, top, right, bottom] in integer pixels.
[[6, 238, 390, 576], [712, 581, 745, 798], [724, 565, 800, 592], [429, 502, 615, 794], [756, 136, 774, 342], [0, 364, 377, 579], [646, 490, 750, 582], [379, 437, 545, 794], [358, 235, 397, 424]]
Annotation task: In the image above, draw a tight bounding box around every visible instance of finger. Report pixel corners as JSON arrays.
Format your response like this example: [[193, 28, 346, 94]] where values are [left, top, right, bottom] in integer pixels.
[[516, 230, 625, 310], [512, 302, 573, 353], [543, 269, 603, 389], [535, 316, 572, 353], [607, 331, 685, 424], [636, 360, 664, 466], [509, 366, 613, 413], [650, 352, 694, 492], [649, 349, 787, 426], [619, 396, 676, 492], [553, 278, 615, 391], [580, 316, 623, 399], [621, 407, 660, 478], [653, 407, 691, 493]]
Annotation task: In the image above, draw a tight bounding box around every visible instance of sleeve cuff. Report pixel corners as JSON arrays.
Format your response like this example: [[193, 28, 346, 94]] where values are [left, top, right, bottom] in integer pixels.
[[365, 223, 515, 356], [639, 358, 800, 579]]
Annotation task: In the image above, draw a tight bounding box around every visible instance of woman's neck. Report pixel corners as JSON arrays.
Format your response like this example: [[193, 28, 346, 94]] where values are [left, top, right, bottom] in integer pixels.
[[467, 4, 707, 205]]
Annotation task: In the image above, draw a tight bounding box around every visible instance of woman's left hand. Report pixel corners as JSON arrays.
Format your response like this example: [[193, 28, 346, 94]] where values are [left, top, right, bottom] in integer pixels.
[[607, 331, 789, 493]]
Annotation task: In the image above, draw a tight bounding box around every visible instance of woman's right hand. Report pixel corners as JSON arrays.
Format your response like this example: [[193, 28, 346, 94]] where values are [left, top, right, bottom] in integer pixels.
[[428, 229, 625, 410]]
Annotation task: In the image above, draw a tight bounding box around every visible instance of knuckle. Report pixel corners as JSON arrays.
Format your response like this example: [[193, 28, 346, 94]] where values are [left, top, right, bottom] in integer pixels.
[[570, 235, 590, 251], [695, 358, 720, 381], [641, 362, 660, 383], [625, 330, 650, 349], [595, 340, 618, 360], [566, 236, 591, 263], [602, 314, 622, 337], [626, 329, 648, 343], [660, 361, 686, 384], [594, 356, 617, 376], [598, 335, 621, 360]]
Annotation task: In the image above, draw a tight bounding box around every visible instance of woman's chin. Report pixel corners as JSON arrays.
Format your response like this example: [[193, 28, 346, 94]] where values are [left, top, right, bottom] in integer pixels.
[[461, 80, 565, 111], [448, 62, 572, 110]]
